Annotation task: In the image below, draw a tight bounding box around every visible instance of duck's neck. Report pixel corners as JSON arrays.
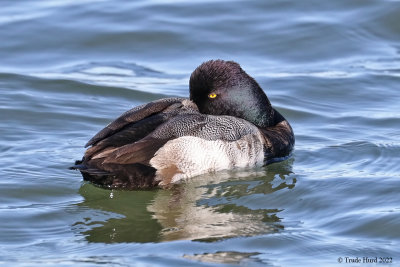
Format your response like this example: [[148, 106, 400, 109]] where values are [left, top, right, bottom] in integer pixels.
[[233, 85, 275, 128], [248, 99, 275, 128]]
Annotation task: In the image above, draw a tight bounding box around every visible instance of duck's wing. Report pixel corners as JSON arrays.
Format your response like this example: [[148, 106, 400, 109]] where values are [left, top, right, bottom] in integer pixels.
[[85, 97, 189, 147], [84, 97, 198, 160]]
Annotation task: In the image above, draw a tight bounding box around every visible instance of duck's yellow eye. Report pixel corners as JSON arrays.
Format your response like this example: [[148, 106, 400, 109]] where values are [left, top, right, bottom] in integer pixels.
[[208, 93, 217, 99]]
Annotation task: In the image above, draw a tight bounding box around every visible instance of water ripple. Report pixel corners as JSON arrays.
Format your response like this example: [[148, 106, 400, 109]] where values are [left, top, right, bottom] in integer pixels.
[[29, 62, 187, 96]]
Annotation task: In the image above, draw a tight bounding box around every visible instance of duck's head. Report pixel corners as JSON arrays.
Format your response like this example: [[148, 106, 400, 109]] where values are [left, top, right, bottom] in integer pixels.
[[189, 60, 275, 128]]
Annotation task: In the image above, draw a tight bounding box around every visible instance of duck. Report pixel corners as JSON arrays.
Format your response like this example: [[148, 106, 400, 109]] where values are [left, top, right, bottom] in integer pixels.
[[73, 60, 294, 189]]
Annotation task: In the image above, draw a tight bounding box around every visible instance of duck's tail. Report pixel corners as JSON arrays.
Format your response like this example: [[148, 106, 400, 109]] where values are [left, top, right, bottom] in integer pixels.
[[69, 160, 84, 170], [70, 159, 158, 189]]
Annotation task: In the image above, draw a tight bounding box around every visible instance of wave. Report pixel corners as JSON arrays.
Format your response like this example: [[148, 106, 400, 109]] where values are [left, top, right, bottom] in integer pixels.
[[0, 63, 182, 99], [28, 62, 188, 97], [296, 141, 400, 177], [256, 56, 400, 79]]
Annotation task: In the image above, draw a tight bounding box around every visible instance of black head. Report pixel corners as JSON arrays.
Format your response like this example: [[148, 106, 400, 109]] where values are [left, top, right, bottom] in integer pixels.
[[189, 60, 275, 128]]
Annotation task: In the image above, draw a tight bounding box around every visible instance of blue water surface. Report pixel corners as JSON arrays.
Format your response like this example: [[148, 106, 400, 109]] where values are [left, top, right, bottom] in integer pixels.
[[0, 0, 399, 266]]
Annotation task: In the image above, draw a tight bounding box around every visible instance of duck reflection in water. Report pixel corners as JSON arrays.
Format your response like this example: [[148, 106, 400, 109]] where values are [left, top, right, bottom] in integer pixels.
[[73, 160, 295, 243]]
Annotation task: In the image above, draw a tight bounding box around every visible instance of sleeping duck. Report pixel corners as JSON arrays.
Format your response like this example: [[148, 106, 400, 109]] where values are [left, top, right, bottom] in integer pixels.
[[73, 60, 294, 189]]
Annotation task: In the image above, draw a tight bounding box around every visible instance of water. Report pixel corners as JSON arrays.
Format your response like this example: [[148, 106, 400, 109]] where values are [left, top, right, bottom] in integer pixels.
[[1, 0, 399, 266]]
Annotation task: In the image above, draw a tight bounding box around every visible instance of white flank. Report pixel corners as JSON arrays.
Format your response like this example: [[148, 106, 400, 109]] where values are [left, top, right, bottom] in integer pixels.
[[150, 132, 265, 185]]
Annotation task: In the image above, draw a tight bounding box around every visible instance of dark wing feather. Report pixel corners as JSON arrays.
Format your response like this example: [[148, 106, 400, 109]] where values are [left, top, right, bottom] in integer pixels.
[[102, 137, 169, 165], [83, 97, 200, 163], [84, 112, 169, 160], [85, 97, 186, 147]]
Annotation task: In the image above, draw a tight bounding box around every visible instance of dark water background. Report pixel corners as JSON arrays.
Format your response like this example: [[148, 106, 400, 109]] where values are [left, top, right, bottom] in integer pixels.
[[1, 1, 399, 266]]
